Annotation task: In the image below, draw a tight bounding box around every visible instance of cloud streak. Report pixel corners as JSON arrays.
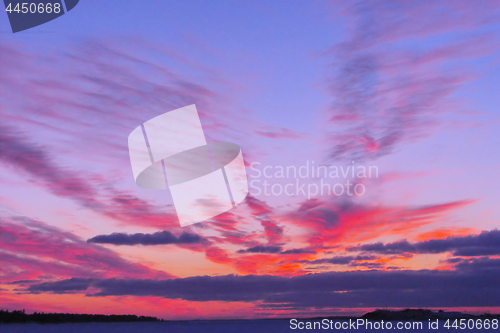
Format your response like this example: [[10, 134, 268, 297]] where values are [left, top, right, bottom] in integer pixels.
[[325, 0, 500, 161], [88, 231, 206, 246], [0, 125, 179, 229], [0, 216, 173, 283], [349, 229, 500, 256]]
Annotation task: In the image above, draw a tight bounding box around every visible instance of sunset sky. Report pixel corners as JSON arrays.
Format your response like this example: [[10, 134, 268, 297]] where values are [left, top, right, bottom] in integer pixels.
[[1, 0, 500, 320]]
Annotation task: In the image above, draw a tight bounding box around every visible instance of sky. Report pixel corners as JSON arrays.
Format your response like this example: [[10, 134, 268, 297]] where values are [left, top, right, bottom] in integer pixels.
[[1, 0, 500, 320]]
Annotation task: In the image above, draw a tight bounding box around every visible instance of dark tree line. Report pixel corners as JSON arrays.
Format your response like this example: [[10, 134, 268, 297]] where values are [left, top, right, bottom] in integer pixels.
[[361, 309, 500, 321], [0, 309, 160, 324]]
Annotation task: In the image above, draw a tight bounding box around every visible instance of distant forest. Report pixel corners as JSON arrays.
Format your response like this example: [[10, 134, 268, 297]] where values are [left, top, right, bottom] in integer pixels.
[[0, 309, 160, 324]]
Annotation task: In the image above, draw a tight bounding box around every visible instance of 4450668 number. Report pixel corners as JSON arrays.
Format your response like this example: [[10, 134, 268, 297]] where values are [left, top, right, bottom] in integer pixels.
[[444, 319, 499, 330], [6, 2, 61, 14]]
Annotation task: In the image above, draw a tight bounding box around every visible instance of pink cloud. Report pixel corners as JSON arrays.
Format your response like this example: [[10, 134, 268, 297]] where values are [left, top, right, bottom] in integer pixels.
[[255, 127, 302, 140], [0, 216, 173, 284]]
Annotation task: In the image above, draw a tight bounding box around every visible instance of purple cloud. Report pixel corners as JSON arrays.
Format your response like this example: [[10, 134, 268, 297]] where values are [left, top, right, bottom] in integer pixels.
[[25, 257, 500, 308], [349, 229, 500, 256], [88, 231, 206, 246], [238, 245, 283, 254]]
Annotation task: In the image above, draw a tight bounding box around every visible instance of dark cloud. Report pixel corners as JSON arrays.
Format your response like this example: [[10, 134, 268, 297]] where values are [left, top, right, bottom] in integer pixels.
[[237, 245, 315, 255], [87, 231, 205, 246], [349, 240, 415, 255], [238, 245, 282, 254], [280, 249, 316, 255], [348, 262, 384, 269], [349, 229, 500, 256], [450, 257, 500, 271], [27, 278, 93, 294], [312, 256, 354, 265], [309, 255, 378, 265], [5, 279, 41, 285], [26, 258, 500, 308]]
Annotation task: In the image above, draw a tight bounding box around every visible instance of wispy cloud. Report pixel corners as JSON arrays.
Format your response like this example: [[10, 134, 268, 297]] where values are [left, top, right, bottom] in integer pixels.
[[325, 0, 500, 161], [286, 198, 475, 250], [0, 125, 179, 229], [0, 216, 173, 283], [255, 127, 302, 140]]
